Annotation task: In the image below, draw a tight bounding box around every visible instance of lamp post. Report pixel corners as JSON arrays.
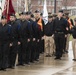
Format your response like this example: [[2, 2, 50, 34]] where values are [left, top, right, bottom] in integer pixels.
[[0, 0, 2, 19], [54, 0, 56, 13]]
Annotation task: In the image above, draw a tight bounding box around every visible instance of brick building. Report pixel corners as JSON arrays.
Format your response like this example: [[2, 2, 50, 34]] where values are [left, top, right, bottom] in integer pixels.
[[62, 0, 76, 15], [12, 0, 76, 15], [12, 0, 63, 13]]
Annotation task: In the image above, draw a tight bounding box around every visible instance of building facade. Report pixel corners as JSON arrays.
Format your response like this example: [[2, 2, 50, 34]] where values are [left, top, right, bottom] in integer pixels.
[[12, 0, 76, 15], [12, 0, 63, 13], [62, 0, 76, 15]]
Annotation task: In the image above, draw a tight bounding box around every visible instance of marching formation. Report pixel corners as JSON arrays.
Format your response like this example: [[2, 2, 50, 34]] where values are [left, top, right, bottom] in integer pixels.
[[0, 9, 75, 71]]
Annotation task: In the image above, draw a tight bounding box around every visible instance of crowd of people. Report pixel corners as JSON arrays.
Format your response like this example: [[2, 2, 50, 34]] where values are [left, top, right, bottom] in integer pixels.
[[0, 9, 75, 71]]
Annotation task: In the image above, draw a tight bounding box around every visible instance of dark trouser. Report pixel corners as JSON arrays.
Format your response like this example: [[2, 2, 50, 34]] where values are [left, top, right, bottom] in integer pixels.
[[41, 39, 44, 53], [0, 42, 9, 69], [25, 41, 31, 64], [35, 40, 40, 60], [63, 37, 67, 52], [19, 39, 28, 64], [8, 41, 18, 67], [39, 39, 44, 54], [54, 33, 65, 58], [30, 40, 37, 62], [18, 45, 23, 65]]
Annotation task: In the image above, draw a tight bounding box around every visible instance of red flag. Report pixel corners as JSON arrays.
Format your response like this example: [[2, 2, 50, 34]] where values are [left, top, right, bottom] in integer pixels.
[[2, 0, 15, 21]]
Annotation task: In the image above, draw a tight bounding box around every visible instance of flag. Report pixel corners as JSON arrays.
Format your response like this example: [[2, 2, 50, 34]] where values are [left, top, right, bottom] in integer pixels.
[[2, 0, 15, 21], [24, 0, 28, 12], [2, 0, 6, 12], [43, 0, 48, 25]]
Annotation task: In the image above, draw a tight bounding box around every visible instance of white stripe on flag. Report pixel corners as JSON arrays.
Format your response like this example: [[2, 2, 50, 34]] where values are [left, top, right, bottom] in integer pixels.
[[43, 0, 48, 25]]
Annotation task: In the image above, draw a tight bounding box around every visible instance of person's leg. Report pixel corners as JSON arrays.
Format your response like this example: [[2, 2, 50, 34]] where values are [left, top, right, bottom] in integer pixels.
[[54, 34, 60, 59], [0, 44, 2, 69], [59, 34, 65, 58], [66, 34, 70, 51], [8, 46, 13, 67], [2, 42, 9, 70], [36, 41, 40, 61], [74, 39, 76, 60], [72, 39, 76, 60], [11, 41, 18, 68], [49, 36, 54, 56], [22, 39, 28, 65], [25, 41, 31, 64], [17, 44, 23, 65], [45, 36, 49, 56]]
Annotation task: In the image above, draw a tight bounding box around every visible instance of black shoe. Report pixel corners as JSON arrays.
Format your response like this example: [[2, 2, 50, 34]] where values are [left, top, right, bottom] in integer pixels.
[[16, 64, 22, 66], [65, 50, 68, 53], [45, 55, 49, 57], [30, 61, 34, 63], [48, 55, 52, 57], [16, 64, 25, 66], [35, 59, 39, 61], [25, 62, 30, 65], [55, 57, 61, 60], [0, 68, 6, 71], [73, 59, 76, 61], [8, 66, 15, 69]]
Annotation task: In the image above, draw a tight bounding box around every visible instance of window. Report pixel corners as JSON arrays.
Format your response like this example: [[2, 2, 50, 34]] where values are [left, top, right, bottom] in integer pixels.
[[38, 8, 40, 11], [42, 0, 44, 5], [48, 0, 51, 6], [38, 0, 41, 5], [58, 1, 61, 6], [52, 9, 54, 13], [51, 1, 54, 6], [48, 8, 51, 12]]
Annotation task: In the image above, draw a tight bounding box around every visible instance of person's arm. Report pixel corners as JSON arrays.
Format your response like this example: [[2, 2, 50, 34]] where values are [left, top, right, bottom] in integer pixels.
[[70, 19, 74, 26]]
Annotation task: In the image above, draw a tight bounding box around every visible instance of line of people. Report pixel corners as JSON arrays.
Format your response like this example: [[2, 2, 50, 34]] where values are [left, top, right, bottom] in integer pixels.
[[44, 10, 74, 60], [0, 9, 75, 71], [0, 10, 45, 71]]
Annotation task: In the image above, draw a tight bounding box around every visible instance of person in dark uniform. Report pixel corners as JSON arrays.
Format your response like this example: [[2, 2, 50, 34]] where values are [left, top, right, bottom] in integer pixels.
[[0, 16, 12, 71], [29, 14, 39, 63], [18, 12, 32, 65], [34, 10, 43, 61], [16, 12, 24, 66], [52, 10, 68, 59], [64, 13, 74, 53], [34, 10, 45, 61], [24, 12, 33, 64], [8, 14, 20, 69]]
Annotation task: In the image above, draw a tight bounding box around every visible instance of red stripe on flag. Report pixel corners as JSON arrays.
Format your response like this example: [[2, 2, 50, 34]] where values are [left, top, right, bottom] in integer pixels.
[[2, 0, 15, 21]]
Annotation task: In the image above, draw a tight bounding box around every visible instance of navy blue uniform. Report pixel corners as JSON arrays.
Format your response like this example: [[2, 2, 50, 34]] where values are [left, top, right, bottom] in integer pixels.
[[0, 23, 12, 70], [8, 20, 19, 68], [53, 17, 68, 59]]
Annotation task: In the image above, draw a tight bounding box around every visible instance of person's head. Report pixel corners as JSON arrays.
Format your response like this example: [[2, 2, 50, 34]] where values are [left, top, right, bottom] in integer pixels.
[[52, 14, 57, 20], [1, 16, 7, 25], [58, 10, 63, 18], [48, 16, 53, 22], [63, 14, 66, 19], [34, 10, 40, 19], [19, 12, 23, 20], [40, 13, 43, 18], [25, 11, 31, 20], [20, 12, 26, 20], [74, 18, 76, 26], [10, 13, 16, 21], [64, 13, 69, 19], [31, 14, 35, 21]]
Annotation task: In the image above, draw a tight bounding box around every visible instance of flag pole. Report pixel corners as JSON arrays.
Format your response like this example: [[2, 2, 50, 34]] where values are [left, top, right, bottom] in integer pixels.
[[43, 0, 48, 25], [7, 0, 9, 19], [25, 0, 28, 12]]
